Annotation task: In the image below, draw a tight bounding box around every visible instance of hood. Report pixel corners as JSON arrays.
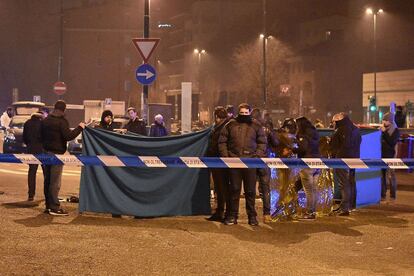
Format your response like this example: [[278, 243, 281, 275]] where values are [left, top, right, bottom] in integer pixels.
[[335, 115, 353, 129], [50, 109, 65, 118], [100, 110, 113, 124]]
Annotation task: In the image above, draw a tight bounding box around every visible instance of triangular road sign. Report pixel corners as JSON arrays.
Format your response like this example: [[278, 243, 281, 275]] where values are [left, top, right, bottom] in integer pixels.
[[132, 38, 160, 63]]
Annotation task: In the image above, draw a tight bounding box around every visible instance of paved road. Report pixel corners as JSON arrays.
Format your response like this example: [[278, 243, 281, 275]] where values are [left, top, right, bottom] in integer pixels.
[[0, 163, 414, 275]]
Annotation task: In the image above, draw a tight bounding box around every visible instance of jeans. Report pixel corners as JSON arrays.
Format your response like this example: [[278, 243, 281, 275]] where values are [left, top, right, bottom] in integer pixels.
[[299, 168, 318, 213], [211, 168, 230, 216], [43, 165, 63, 210], [257, 168, 271, 215], [349, 169, 357, 209], [334, 169, 351, 212], [28, 164, 45, 198], [381, 169, 397, 199], [228, 168, 257, 218]]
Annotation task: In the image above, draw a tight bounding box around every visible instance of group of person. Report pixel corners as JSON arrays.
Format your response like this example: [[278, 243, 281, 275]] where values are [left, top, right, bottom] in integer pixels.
[[21, 101, 169, 216], [206, 103, 401, 226]]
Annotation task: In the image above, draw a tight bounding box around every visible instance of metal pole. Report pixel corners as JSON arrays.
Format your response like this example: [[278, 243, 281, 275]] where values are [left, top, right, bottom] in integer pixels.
[[142, 0, 150, 123], [373, 12, 377, 123], [57, 0, 63, 82], [262, 0, 267, 108]]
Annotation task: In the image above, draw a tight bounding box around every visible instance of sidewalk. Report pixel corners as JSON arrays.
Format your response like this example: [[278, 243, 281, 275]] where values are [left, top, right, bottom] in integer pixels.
[[396, 171, 414, 191]]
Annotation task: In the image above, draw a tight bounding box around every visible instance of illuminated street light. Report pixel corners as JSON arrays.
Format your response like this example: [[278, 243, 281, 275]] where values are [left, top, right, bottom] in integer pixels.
[[366, 7, 384, 123], [201, 49, 206, 54], [260, 34, 265, 39], [194, 48, 199, 54]]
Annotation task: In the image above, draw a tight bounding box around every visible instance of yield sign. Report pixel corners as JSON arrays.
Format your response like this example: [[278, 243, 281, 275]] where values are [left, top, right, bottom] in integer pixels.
[[132, 38, 160, 63]]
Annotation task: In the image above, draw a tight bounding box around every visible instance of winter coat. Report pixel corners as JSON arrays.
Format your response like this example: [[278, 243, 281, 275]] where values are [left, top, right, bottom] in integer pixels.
[[125, 118, 147, 136], [254, 118, 278, 157], [207, 119, 228, 157], [218, 117, 267, 158], [0, 112, 11, 129], [97, 110, 114, 131], [381, 128, 400, 158], [330, 116, 361, 158], [149, 122, 168, 137], [296, 127, 320, 158], [41, 110, 83, 154], [23, 114, 44, 154]]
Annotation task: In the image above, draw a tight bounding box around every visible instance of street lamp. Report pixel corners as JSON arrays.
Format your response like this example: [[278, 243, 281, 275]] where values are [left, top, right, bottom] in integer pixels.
[[366, 7, 384, 123], [194, 49, 206, 119], [260, 34, 269, 109]]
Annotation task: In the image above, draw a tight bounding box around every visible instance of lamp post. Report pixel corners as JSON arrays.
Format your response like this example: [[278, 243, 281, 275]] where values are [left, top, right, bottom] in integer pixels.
[[366, 7, 383, 123], [194, 49, 206, 120], [261, 0, 267, 109], [142, 0, 150, 123]]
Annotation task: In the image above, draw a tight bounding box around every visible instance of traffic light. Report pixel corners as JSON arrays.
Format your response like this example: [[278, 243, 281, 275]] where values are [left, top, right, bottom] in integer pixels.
[[369, 96, 377, 112]]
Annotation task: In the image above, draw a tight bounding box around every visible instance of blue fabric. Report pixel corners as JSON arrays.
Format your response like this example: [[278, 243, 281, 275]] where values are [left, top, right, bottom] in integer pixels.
[[79, 127, 211, 217]]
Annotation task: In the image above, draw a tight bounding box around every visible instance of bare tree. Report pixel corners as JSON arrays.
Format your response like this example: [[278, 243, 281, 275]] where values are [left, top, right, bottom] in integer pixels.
[[232, 38, 291, 108]]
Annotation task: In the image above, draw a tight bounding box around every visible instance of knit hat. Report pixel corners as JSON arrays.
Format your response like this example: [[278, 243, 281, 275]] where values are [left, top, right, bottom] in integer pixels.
[[382, 112, 395, 123]]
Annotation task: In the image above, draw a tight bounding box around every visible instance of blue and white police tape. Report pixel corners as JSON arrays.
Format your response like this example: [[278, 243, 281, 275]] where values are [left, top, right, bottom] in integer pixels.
[[0, 154, 413, 169]]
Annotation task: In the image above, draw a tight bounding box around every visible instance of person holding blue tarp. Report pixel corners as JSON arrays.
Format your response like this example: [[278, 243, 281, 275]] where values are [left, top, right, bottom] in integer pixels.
[[125, 107, 147, 136], [381, 112, 400, 202], [219, 103, 267, 226], [149, 114, 168, 137]]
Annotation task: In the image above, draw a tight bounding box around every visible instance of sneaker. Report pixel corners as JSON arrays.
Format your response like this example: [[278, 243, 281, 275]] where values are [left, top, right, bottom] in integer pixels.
[[206, 213, 224, 222], [299, 212, 316, 220], [263, 214, 272, 224], [43, 209, 51, 214], [27, 197, 34, 202], [112, 214, 122, 218], [248, 216, 259, 226], [224, 217, 237, 225], [49, 208, 69, 216]]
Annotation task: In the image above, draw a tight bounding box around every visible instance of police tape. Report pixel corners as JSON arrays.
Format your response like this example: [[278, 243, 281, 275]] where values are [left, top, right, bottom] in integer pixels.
[[0, 154, 413, 169]]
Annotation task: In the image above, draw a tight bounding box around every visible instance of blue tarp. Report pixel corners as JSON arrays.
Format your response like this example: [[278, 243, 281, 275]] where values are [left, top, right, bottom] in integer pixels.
[[79, 127, 211, 217]]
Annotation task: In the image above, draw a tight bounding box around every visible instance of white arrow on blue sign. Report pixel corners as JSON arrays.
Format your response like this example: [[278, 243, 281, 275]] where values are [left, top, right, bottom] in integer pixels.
[[136, 63, 156, 85]]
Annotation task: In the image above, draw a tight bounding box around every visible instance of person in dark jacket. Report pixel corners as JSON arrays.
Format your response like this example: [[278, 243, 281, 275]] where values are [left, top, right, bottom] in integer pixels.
[[206, 106, 230, 222], [219, 103, 267, 226], [125, 107, 147, 135], [394, 106, 406, 128], [23, 108, 49, 201], [381, 112, 400, 201], [251, 108, 278, 223], [149, 114, 168, 137], [294, 116, 320, 219], [97, 110, 114, 131], [41, 100, 84, 216], [329, 112, 361, 216]]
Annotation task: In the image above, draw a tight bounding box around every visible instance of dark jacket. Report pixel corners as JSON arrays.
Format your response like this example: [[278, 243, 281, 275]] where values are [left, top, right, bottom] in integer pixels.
[[23, 113, 44, 154], [125, 118, 147, 136], [207, 119, 228, 157], [41, 110, 83, 154], [381, 128, 400, 158], [254, 118, 278, 157], [218, 116, 267, 158], [395, 111, 406, 128], [97, 110, 114, 131], [295, 117, 320, 158], [149, 122, 168, 137], [330, 116, 362, 158]]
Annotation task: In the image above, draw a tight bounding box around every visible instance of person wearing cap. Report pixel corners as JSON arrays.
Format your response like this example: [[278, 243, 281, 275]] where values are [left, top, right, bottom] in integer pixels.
[[23, 107, 49, 201], [381, 112, 400, 202], [329, 112, 361, 216], [149, 114, 168, 137], [225, 105, 235, 119], [41, 100, 85, 216], [125, 107, 147, 136], [97, 110, 114, 131]]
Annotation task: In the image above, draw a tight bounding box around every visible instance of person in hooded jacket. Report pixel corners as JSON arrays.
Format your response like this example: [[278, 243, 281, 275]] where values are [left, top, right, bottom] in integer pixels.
[[149, 114, 168, 137], [23, 108, 49, 201], [381, 112, 400, 202], [294, 117, 320, 220], [1, 107, 13, 131], [206, 106, 230, 222], [251, 108, 278, 223], [329, 113, 361, 216], [96, 110, 114, 131], [219, 103, 267, 226]]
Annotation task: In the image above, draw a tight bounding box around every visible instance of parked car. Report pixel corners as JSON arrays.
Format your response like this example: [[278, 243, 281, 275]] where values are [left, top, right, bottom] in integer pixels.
[[2, 102, 45, 154]]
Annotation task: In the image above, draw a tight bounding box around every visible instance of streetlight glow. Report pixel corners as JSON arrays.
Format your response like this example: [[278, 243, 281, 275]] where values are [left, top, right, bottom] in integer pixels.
[[260, 34, 265, 39], [366, 8, 373, 15], [201, 49, 206, 54], [194, 49, 199, 54], [378, 9, 384, 13]]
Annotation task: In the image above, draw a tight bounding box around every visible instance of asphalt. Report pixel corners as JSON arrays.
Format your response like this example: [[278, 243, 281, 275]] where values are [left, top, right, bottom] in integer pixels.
[[0, 163, 414, 275]]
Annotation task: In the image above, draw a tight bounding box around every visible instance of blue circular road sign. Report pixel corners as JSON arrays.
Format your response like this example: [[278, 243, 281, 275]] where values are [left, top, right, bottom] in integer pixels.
[[136, 64, 156, 85]]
